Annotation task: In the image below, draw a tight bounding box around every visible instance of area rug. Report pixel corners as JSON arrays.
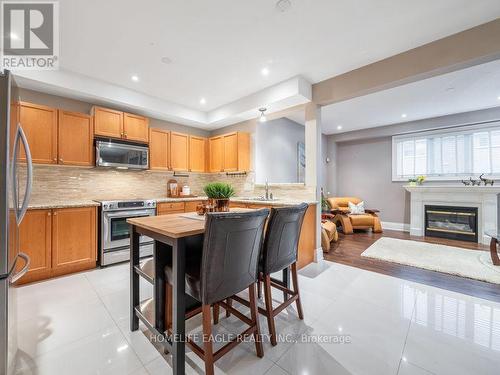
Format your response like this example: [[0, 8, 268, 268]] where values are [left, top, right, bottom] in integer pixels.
[[361, 237, 500, 284]]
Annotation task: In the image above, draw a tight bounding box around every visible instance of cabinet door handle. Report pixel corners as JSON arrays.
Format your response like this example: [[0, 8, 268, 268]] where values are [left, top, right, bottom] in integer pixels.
[[59, 158, 63, 163], [47, 212, 51, 216], [53, 212, 57, 216], [53, 157, 57, 162]]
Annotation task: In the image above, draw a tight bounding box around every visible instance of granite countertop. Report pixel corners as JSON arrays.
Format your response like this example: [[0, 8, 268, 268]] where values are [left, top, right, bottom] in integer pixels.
[[28, 196, 317, 210], [28, 199, 100, 210]]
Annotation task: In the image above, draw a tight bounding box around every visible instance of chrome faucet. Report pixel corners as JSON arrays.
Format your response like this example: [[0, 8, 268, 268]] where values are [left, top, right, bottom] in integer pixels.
[[265, 179, 269, 200]]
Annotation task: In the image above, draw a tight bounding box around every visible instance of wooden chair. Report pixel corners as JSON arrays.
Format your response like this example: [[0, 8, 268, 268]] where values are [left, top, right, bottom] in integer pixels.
[[164, 209, 269, 375], [326, 197, 382, 234]]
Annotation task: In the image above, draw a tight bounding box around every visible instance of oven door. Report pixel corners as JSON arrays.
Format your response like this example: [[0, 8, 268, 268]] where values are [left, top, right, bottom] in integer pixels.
[[102, 209, 155, 250]]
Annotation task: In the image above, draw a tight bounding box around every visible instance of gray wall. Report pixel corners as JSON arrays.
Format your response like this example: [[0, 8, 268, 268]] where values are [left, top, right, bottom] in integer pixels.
[[335, 137, 410, 223], [327, 106, 500, 224], [17, 88, 210, 137], [255, 118, 305, 183]]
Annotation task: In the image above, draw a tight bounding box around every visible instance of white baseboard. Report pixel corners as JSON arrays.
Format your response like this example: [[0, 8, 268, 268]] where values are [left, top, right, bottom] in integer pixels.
[[314, 247, 324, 262], [381, 221, 410, 232]]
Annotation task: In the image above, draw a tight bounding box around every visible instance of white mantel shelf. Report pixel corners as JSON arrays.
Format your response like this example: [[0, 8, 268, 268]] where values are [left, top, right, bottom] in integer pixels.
[[404, 185, 500, 193], [404, 184, 499, 244]]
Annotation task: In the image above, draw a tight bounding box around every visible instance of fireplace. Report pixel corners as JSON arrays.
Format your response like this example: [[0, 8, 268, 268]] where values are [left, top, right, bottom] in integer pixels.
[[425, 205, 478, 242]]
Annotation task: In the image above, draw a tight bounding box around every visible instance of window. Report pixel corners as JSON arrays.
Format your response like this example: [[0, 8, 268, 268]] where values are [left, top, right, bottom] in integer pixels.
[[392, 122, 500, 181]]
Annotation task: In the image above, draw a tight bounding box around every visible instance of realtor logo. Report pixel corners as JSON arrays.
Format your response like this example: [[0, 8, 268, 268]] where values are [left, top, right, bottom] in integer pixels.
[[1, 1, 59, 70]]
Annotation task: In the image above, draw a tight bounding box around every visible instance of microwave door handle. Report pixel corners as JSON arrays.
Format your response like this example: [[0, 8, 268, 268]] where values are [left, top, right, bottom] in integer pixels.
[[16, 126, 33, 223], [10, 252, 31, 284]]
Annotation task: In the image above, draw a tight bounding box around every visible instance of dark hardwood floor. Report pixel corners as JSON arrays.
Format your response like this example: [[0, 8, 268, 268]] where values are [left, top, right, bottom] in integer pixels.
[[324, 230, 500, 303]]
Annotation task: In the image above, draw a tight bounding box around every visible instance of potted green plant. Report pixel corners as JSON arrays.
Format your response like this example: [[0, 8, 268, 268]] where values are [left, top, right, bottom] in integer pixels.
[[203, 182, 235, 212]]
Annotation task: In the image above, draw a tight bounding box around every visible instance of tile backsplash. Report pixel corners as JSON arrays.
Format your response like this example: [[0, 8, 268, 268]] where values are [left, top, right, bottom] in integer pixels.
[[23, 165, 315, 204]]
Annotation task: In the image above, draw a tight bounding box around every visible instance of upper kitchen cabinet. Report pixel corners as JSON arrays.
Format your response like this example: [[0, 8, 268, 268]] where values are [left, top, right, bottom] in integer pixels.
[[123, 113, 149, 143], [19, 101, 58, 164], [189, 135, 206, 172], [58, 110, 93, 166], [149, 128, 170, 170], [170, 132, 189, 171], [92, 106, 124, 139], [208, 136, 223, 172], [210, 132, 250, 172], [93, 106, 149, 143]]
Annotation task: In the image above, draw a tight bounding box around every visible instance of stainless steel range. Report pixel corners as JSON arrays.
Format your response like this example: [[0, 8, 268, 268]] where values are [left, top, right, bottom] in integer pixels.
[[97, 199, 156, 266]]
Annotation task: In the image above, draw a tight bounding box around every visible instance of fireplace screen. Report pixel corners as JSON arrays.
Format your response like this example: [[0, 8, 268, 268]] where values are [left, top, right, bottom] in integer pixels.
[[425, 205, 478, 242]]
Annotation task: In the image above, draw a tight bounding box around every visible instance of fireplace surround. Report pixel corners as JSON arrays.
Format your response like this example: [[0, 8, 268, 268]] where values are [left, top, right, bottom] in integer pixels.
[[405, 185, 500, 244]]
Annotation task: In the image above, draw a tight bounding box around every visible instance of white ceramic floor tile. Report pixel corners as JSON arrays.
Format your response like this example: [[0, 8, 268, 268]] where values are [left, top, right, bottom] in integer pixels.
[[117, 320, 163, 365], [403, 291, 500, 375], [18, 297, 116, 358], [276, 341, 351, 375], [16, 274, 99, 322], [24, 325, 143, 375], [307, 289, 412, 375], [14, 259, 500, 375], [398, 360, 435, 375], [264, 364, 290, 375]]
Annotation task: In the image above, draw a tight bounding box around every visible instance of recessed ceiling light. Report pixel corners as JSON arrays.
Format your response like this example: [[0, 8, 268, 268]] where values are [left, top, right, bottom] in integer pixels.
[[131, 75, 139, 82], [336, 125, 343, 130], [261, 67, 270, 76], [161, 56, 172, 64], [401, 113, 407, 118], [200, 98, 206, 105], [276, 0, 292, 12], [258, 108, 267, 123]]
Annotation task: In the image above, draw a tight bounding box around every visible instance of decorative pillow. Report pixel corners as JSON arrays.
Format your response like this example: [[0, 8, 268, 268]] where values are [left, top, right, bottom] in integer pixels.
[[348, 201, 365, 215]]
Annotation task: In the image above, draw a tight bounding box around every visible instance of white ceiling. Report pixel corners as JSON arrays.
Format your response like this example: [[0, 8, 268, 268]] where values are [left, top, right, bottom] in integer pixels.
[[321, 59, 500, 134], [13, 0, 500, 128]]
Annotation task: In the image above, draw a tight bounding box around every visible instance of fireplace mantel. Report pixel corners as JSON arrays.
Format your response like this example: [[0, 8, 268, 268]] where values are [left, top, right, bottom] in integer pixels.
[[404, 185, 499, 244]]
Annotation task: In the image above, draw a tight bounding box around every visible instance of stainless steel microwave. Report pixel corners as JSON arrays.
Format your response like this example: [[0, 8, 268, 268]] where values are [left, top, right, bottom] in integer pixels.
[[95, 139, 148, 170]]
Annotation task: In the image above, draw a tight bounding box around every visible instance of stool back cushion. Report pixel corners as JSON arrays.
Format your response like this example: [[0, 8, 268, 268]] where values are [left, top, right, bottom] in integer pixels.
[[262, 203, 308, 275], [201, 209, 269, 305]]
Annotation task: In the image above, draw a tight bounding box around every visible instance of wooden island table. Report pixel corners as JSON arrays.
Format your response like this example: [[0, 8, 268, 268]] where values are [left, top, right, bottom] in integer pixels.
[[127, 209, 304, 375]]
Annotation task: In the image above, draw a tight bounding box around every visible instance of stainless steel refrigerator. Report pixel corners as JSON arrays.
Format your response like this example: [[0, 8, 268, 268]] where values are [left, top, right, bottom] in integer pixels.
[[0, 70, 33, 375]]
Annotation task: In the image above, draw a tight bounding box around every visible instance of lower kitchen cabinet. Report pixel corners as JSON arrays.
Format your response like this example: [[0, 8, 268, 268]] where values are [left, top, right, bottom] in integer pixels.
[[184, 200, 203, 212], [16, 209, 52, 284], [157, 202, 185, 215], [17, 206, 97, 285], [51, 207, 97, 276]]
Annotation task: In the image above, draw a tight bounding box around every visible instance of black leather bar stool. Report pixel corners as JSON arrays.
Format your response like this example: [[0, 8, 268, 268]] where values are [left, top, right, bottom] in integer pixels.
[[230, 203, 308, 346], [164, 209, 270, 375]]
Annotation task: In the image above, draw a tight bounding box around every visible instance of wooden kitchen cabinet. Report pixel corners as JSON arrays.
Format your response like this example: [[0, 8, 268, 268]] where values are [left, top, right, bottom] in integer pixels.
[[58, 110, 94, 166], [170, 132, 189, 171], [157, 202, 185, 215], [16, 209, 52, 285], [189, 136, 206, 172], [149, 128, 170, 170], [92, 106, 124, 139], [51, 207, 97, 276], [223, 132, 250, 172], [208, 136, 223, 172], [19, 102, 58, 164], [93, 106, 149, 143], [184, 200, 203, 212], [124, 113, 149, 143], [15, 206, 97, 285], [208, 132, 250, 172]]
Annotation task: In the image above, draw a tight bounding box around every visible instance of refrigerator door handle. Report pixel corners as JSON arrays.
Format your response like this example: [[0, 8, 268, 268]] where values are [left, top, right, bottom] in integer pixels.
[[9, 252, 30, 284], [13, 125, 33, 224]]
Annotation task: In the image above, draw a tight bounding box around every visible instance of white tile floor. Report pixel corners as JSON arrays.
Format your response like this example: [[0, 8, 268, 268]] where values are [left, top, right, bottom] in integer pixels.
[[13, 260, 500, 375]]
